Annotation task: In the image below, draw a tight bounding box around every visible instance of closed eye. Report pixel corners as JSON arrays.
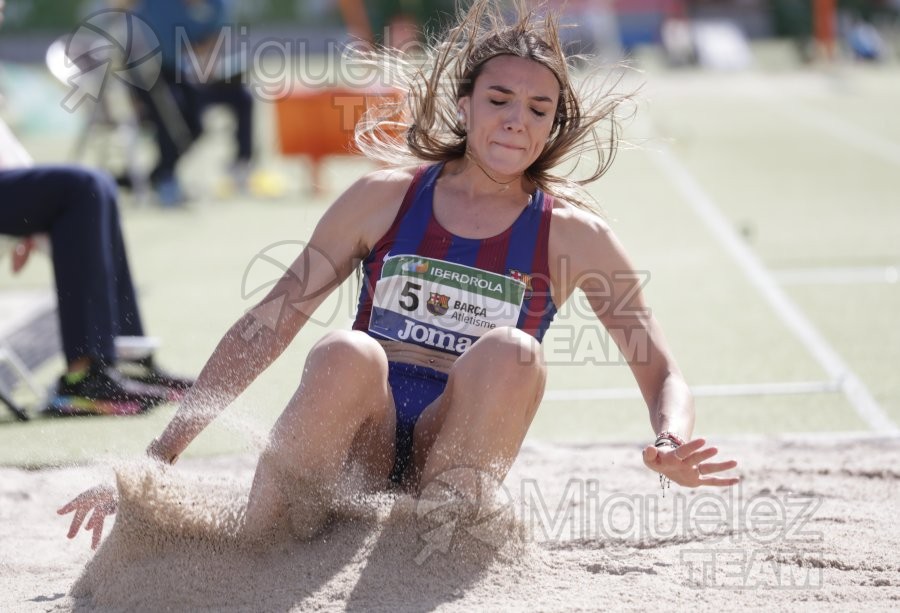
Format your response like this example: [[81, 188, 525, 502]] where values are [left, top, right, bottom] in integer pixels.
[[490, 98, 549, 118]]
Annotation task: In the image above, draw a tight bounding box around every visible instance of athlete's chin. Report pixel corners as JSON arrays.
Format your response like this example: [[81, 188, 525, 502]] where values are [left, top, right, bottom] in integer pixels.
[[483, 152, 533, 177]]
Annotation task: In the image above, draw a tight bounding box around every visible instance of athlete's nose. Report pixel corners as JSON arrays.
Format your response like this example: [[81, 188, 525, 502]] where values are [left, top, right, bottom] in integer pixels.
[[504, 103, 525, 132]]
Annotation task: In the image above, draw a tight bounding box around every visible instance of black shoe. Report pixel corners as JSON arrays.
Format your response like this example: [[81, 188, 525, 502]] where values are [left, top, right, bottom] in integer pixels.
[[44, 362, 172, 416], [117, 357, 194, 397], [114, 173, 134, 189]]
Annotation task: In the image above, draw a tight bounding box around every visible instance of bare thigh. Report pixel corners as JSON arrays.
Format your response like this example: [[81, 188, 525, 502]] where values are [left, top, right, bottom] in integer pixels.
[[244, 330, 397, 535], [408, 327, 546, 492]]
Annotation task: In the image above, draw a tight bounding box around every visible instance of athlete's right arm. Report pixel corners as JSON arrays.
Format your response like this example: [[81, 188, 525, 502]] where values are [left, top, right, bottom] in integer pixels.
[[57, 168, 415, 548], [149, 167, 416, 462]]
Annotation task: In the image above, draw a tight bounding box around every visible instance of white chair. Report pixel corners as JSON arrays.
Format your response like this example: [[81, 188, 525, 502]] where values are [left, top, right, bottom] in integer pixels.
[[0, 343, 36, 421], [0, 290, 58, 421]]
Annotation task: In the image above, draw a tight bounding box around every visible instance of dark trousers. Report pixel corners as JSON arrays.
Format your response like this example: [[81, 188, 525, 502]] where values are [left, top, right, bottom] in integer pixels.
[[132, 67, 254, 181], [0, 166, 144, 364]]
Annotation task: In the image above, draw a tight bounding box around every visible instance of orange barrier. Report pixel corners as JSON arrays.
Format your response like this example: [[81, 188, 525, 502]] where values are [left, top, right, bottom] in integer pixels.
[[274, 86, 404, 190], [813, 0, 837, 61]]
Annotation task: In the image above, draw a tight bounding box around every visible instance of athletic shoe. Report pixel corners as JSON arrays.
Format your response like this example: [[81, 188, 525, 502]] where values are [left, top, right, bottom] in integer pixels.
[[114, 173, 134, 189], [44, 363, 172, 417], [116, 357, 194, 400], [155, 176, 187, 207]]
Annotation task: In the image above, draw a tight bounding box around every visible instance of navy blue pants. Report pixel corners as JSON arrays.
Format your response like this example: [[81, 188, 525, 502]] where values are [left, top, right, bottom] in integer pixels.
[[0, 166, 144, 364], [132, 67, 254, 181]]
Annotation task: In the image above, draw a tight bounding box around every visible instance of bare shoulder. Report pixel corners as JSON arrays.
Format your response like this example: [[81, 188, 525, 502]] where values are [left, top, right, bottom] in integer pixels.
[[358, 165, 420, 191], [549, 198, 616, 257], [336, 165, 418, 210], [319, 165, 420, 253], [548, 198, 636, 301]]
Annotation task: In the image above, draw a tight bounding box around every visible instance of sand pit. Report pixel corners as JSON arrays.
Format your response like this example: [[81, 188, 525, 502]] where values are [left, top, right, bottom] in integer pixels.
[[1, 436, 898, 611]]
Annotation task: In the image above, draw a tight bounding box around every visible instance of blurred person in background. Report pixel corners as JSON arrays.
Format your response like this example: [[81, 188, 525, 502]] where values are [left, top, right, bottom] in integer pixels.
[[0, 0, 192, 415], [0, 119, 194, 415], [123, 0, 254, 205]]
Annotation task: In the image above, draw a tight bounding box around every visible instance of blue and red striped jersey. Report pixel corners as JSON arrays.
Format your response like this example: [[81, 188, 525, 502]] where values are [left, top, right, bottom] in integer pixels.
[[353, 163, 558, 345]]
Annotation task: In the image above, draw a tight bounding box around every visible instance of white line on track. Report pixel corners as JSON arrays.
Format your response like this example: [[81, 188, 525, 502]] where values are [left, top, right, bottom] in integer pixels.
[[544, 380, 841, 401], [649, 143, 898, 434]]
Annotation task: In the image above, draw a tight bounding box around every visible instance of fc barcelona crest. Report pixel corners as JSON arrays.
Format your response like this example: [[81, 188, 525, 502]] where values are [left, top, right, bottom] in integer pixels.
[[427, 292, 451, 316], [508, 269, 534, 300]]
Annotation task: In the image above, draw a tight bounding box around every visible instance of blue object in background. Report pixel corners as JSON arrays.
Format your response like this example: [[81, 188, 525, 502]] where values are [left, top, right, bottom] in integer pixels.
[[133, 0, 228, 70]]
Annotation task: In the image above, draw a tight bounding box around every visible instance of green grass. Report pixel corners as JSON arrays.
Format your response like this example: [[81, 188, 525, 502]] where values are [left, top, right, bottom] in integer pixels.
[[1, 51, 897, 465]]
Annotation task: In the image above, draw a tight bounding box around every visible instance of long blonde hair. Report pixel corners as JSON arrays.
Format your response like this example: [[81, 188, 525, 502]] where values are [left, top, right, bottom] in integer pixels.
[[353, 0, 634, 214]]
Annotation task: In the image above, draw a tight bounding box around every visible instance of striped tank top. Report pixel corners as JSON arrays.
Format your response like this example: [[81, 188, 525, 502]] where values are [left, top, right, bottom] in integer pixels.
[[352, 163, 557, 354]]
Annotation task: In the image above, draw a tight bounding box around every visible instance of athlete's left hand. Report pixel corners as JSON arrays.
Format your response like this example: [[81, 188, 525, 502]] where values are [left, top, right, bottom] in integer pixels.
[[642, 438, 739, 488]]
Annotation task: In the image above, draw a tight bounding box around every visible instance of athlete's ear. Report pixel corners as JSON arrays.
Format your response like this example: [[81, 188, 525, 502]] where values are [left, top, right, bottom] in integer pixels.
[[456, 97, 470, 129]]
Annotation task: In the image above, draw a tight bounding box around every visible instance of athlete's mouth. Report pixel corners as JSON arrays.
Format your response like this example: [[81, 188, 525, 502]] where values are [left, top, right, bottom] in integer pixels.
[[493, 142, 526, 151]]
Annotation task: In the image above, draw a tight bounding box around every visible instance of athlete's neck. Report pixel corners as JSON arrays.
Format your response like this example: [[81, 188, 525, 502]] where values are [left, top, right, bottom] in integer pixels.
[[445, 155, 529, 201], [463, 150, 522, 192]]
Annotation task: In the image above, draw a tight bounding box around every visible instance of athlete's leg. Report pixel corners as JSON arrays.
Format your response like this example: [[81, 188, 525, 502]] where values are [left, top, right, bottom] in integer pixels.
[[242, 330, 396, 539], [411, 326, 546, 497]]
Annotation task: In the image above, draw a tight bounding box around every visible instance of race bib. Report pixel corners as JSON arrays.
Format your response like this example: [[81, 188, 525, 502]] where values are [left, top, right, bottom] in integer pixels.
[[369, 255, 526, 355]]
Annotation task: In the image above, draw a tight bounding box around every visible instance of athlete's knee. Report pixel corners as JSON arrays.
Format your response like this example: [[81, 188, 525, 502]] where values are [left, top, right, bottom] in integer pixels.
[[450, 328, 546, 401], [306, 330, 388, 380], [470, 327, 545, 374]]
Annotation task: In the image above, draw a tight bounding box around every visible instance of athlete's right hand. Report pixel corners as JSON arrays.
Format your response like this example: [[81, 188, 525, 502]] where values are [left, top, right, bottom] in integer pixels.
[[57, 485, 118, 550]]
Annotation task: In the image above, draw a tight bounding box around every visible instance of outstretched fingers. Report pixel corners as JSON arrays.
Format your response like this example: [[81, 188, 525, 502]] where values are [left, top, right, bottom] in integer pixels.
[[673, 438, 706, 459], [694, 458, 740, 487], [698, 460, 738, 475], [681, 446, 719, 467], [63, 506, 89, 540], [644, 439, 740, 489], [84, 510, 106, 550], [58, 486, 118, 548], [58, 495, 93, 540], [698, 475, 741, 487]]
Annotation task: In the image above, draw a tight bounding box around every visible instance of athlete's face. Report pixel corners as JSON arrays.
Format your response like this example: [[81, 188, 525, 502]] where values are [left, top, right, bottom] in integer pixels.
[[458, 55, 560, 178]]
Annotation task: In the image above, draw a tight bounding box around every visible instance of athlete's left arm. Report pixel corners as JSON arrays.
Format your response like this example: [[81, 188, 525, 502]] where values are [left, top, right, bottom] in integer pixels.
[[549, 206, 739, 488]]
